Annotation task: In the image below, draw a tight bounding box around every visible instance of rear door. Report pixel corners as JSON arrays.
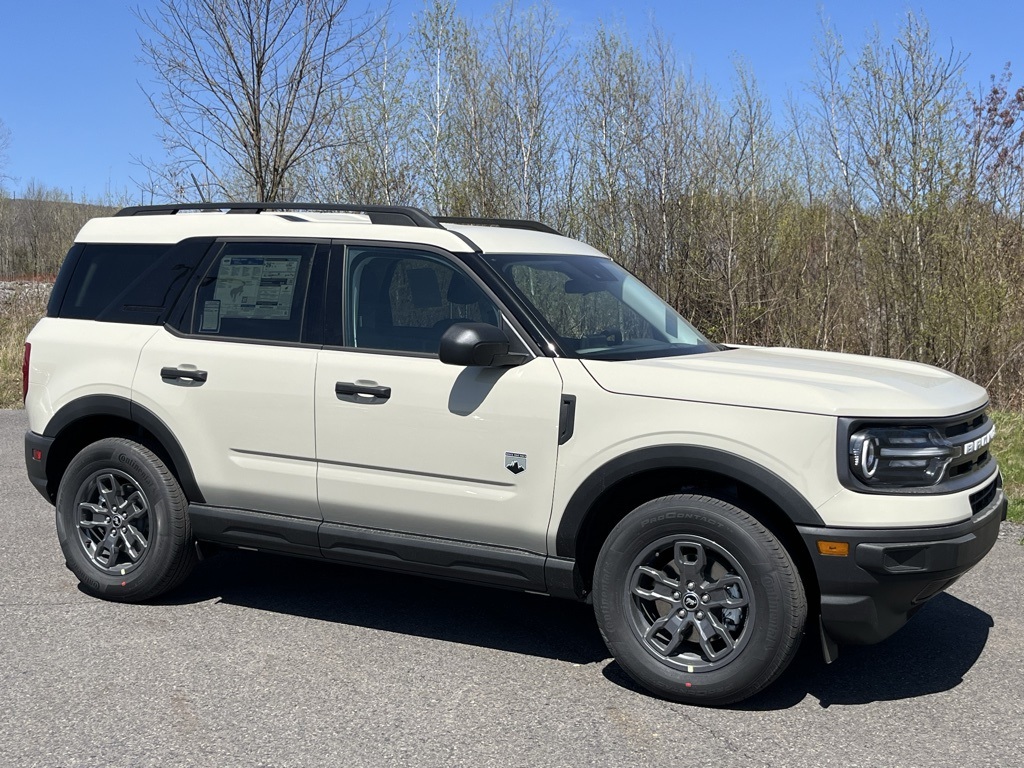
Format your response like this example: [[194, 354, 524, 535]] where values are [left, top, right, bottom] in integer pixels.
[[314, 244, 564, 552], [133, 239, 327, 518]]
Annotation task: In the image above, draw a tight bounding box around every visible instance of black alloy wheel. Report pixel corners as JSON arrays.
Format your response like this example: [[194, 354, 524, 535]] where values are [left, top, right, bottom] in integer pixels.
[[593, 494, 806, 705]]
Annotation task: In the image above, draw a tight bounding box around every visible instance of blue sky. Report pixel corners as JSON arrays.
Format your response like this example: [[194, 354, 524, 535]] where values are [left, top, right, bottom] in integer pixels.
[[0, 1, 1020, 200]]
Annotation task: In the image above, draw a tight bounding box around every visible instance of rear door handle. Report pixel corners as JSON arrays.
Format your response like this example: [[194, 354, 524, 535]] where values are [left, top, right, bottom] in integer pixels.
[[335, 381, 391, 401], [161, 367, 208, 383]]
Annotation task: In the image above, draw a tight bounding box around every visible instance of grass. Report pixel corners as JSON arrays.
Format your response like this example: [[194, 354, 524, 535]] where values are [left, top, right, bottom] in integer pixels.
[[992, 410, 1024, 523], [0, 281, 51, 408], [1, 281, 1022, 522]]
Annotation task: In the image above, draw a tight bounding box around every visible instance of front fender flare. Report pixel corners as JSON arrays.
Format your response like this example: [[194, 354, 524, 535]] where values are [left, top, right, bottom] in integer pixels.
[[554, 445, 824, 558]]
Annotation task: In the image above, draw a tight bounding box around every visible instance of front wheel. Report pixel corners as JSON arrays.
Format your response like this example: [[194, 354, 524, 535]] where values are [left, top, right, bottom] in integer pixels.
[[55, 438, 197, 602], [593, 495, 806, 705]]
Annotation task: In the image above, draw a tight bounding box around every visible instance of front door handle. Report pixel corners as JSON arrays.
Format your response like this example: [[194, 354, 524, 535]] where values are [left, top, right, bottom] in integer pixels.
[[161, 367, 208, 384], [335, 381, 391, 401]]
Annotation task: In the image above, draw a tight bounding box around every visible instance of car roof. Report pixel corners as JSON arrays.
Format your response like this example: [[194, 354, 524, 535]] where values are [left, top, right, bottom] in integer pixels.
[[439, 224, 607, 257], [74, 209, 609, 258]]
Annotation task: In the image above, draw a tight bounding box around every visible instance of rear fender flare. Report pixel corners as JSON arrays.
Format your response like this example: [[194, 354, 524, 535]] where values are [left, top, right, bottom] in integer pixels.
[[43, 395, 205, 503]]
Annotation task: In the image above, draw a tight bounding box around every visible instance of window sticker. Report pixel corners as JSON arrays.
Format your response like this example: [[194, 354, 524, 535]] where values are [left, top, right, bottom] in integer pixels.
[[200, 300, 221, 333], [214, 255, 300, 320]]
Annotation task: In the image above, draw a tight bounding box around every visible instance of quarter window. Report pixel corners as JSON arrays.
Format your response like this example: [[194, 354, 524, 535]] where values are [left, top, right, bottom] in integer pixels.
[[59, 244, 171, 320]]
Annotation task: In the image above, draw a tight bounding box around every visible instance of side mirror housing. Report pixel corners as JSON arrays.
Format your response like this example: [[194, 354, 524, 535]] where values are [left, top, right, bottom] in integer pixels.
[[439, 323, 528, 367]]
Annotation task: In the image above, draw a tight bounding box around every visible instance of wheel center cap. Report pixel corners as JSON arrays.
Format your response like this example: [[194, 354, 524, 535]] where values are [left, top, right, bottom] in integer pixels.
[[112, 516, 123, 527], [683, 593, 700, 610]]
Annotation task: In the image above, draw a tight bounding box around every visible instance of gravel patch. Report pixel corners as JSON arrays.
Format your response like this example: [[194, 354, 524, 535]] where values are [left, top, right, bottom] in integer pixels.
[[0, 280, 52, 303]]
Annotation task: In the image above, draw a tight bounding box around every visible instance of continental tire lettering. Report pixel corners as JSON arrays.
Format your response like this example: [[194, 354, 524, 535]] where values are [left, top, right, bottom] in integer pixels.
[[757, 573, 783, 660], [641, 512, 731, 531], [641, 512, 681, 527], [118, 453, 143, 474]]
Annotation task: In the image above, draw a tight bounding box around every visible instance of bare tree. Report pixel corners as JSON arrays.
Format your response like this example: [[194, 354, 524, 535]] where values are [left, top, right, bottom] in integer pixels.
[[812, 13, 969, 361], [409, 0, 466, 213], [303, 18, 417, 204], [486, 1, 570, 219], [0, 118, 12, 189], [136, 0, 389, 202], [0, 184, 112, 278], [575, 24, 653, 267]]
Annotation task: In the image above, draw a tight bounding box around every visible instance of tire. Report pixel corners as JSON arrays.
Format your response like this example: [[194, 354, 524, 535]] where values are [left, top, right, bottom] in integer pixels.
[[55, 438, 198, 602], [593, 494, 806, 706]]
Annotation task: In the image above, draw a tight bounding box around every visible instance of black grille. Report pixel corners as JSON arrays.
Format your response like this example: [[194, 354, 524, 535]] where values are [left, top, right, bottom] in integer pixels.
[[941, 412, 987, 439], [969, 478, 998, 515], [944, 411, 996, 485]]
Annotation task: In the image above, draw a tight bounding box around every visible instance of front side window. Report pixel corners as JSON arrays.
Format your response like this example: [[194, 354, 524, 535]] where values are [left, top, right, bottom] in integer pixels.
[[192, 241, 315, 342], [487, 254, 717, 360], [345, 247, 501, 354]]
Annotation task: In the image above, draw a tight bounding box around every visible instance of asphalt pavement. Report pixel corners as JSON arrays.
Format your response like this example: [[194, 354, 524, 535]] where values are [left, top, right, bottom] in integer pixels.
[[2, 409, 1022, 768]]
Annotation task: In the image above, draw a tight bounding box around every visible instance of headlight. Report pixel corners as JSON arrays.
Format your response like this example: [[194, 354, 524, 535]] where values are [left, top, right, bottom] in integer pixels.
[[848, 427, 953, 487]]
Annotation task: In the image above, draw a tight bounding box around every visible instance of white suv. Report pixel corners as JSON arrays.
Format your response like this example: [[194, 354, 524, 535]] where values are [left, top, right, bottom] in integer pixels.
[[24, 203, 1006, 705]]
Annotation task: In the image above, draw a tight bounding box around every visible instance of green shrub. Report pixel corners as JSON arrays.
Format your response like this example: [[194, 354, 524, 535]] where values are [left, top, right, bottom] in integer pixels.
[[992, 410, 1024, 523]]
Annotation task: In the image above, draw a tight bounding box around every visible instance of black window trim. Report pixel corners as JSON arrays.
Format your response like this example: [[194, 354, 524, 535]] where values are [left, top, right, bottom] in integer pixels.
[[322, 239, 543, 360], [464, 253, 567, 357], [166, 236, 331, 347], [47, 243, 85, 317], [162, 322, 324, 350]]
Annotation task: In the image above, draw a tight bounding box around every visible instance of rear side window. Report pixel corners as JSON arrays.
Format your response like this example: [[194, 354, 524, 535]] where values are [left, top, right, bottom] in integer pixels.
[[57, 244, 171, 320], [190, 241, 315, 343]]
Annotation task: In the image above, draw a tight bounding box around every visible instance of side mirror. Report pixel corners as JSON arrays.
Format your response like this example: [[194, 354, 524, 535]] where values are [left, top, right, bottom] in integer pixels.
[[439, 323, 528, 367]]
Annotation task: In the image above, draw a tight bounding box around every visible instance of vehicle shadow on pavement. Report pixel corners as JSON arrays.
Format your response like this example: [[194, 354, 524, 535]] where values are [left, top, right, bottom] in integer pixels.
[[157, 549, 610, 665], [733, 593, 991, 710], [156, 550, 993, 706], [600, 592, 994, 709]]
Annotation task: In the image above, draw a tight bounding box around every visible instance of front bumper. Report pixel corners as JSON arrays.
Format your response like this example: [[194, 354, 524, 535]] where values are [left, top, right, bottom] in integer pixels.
[[798, 477, 1006, 645]]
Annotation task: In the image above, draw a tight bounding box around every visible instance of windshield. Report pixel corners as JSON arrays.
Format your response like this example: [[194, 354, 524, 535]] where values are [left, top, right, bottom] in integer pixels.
[[486, 254, 718, 360]]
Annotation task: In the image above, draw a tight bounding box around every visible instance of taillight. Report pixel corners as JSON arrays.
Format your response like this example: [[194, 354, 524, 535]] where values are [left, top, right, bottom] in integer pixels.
[[22, 343, 30, 402]]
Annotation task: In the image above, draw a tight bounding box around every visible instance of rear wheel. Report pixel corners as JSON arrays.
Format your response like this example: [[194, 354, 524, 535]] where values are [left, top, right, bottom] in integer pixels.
[[593, 494, 806, 705], [55, 438, 197, 602]]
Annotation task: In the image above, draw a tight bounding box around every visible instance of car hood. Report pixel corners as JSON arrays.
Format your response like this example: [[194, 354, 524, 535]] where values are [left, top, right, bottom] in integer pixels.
[[580, 346, 988, 418]]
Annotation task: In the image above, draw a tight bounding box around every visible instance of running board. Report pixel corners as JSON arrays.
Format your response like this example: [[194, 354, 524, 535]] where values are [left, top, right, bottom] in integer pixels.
[[187, 504, 578, 597]]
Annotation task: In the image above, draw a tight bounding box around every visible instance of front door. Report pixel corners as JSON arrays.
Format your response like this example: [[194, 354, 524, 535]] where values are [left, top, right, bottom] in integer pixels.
[[315, 245, 563, 552]]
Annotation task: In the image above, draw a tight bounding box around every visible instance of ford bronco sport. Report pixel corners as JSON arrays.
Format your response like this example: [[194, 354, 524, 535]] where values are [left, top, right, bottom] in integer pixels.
[[24, 203, 1007, 705]]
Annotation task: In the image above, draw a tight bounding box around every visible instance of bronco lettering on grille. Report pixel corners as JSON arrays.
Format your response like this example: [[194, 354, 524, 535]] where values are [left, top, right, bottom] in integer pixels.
[[961, 426, 995, 457]]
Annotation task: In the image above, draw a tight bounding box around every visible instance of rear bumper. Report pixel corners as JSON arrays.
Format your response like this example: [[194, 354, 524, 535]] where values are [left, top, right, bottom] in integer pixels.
[[798, 478, 1006, 645], [25, 430, 55, 503]]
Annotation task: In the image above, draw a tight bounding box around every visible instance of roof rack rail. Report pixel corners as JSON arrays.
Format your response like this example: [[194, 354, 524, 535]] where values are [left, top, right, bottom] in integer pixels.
[[114, 202, 443, 229], [435, 216, 561, 236]]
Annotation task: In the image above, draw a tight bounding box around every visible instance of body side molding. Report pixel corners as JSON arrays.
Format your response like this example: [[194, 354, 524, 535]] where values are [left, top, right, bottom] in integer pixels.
[[319, 521, 548, 592], [187, 505, 583, 597], [189, 505, 320, 556]]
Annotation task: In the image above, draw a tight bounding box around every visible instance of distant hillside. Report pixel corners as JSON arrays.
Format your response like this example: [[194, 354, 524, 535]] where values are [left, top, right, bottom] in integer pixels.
[[0, 196, 116, 278]]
